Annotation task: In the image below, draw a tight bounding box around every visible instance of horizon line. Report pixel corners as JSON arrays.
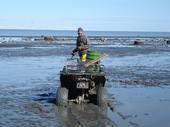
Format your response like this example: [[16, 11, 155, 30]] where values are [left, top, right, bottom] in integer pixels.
[[0, 28, 170, 33]]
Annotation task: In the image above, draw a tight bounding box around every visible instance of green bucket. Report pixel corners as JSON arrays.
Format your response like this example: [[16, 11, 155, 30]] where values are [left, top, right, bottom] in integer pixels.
[[87, 50, 102, 60]]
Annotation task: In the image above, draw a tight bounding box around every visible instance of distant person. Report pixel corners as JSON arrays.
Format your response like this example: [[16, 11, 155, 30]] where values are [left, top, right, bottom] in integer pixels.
[[72, 27, 89, 62]]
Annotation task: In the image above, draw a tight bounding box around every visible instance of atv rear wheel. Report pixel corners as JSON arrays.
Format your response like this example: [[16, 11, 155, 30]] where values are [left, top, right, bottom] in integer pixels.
[[56, 87, 68, 106], [97, 85, 106, 106]]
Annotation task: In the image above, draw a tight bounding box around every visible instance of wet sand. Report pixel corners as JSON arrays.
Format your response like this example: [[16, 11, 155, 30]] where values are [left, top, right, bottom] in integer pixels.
[[0, 40, 170, 127]]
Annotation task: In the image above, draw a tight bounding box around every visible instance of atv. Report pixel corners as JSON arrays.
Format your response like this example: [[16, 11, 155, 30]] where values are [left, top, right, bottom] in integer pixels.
[[56, 51, 107, 106]]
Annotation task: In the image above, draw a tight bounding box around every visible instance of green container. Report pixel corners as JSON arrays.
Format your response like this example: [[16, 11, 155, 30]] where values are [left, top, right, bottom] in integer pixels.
[[87, 50, 102, 60]]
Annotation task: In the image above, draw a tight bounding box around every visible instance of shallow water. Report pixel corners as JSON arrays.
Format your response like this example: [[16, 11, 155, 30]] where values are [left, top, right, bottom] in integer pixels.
[[108, 87, 170, 127], [0, 43, 170, 127]]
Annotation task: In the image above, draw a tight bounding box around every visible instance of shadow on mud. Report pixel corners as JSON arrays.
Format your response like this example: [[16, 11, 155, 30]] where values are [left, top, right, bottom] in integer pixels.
[[35, 92, 56, 103]]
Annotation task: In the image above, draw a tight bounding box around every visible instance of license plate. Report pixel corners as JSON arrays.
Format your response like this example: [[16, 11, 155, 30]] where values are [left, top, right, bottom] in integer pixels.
[[77, 82, 89, 89]]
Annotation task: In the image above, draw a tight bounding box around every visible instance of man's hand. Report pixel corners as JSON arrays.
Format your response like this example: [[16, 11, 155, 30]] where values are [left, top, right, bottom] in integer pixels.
[[77, 46, 84, 51], [71, 52, 75, 56]]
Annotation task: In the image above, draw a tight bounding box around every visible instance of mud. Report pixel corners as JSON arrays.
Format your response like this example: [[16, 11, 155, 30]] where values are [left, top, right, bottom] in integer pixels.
[[54, 103, 117, 127], [0, 40, 170, 127]]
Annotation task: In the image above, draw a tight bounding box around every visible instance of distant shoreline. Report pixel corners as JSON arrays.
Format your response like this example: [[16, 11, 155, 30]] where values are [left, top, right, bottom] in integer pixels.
[[0, 29, 170, 37], [1, 28, 170, 33], [0, 35, 170, 40]]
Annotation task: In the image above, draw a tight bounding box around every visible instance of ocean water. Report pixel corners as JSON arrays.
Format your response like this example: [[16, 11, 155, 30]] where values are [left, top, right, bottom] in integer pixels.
[[0, 29, 170, 37]]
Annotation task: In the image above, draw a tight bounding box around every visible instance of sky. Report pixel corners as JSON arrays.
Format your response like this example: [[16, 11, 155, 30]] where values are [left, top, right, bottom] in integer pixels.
[[0, 0, 170, 31]]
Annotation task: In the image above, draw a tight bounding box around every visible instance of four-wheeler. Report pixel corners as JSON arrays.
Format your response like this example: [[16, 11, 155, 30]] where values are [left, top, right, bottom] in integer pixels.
[[56, 51, 107, 106]]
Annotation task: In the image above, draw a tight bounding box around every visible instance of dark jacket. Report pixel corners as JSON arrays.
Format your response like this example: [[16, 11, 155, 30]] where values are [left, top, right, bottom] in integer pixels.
[[73, 35, 89, 56]]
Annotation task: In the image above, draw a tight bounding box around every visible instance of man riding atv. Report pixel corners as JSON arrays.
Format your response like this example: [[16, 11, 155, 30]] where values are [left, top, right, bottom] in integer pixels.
[[71, 27, 89, 62], [56, 27, 107, 106]]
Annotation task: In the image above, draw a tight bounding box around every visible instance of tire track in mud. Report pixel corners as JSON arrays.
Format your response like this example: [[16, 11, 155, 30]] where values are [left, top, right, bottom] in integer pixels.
[[33, 87, 118, 127], [54, 102, 117, 127]]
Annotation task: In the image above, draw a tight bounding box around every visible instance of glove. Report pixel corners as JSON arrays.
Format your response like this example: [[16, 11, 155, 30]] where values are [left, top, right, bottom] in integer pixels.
[[71, 52, 75, 56]]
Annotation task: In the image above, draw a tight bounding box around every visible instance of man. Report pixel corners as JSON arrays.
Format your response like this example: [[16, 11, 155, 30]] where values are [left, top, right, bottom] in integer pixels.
[[72, 27, 89, 62]]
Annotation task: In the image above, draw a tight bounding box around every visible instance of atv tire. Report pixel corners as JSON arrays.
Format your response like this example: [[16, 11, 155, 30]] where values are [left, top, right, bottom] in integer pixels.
[[97, 85, 106, 106], [56, 87, 68, 106]]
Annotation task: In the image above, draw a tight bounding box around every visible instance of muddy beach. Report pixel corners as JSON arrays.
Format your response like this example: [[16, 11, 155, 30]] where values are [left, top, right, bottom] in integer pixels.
[[0, 39, 170, 127]]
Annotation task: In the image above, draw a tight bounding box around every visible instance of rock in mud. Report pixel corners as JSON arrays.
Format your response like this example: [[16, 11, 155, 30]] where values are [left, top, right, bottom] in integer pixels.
[[167, 40, 170, 45], [134, 39, 144, 45]]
